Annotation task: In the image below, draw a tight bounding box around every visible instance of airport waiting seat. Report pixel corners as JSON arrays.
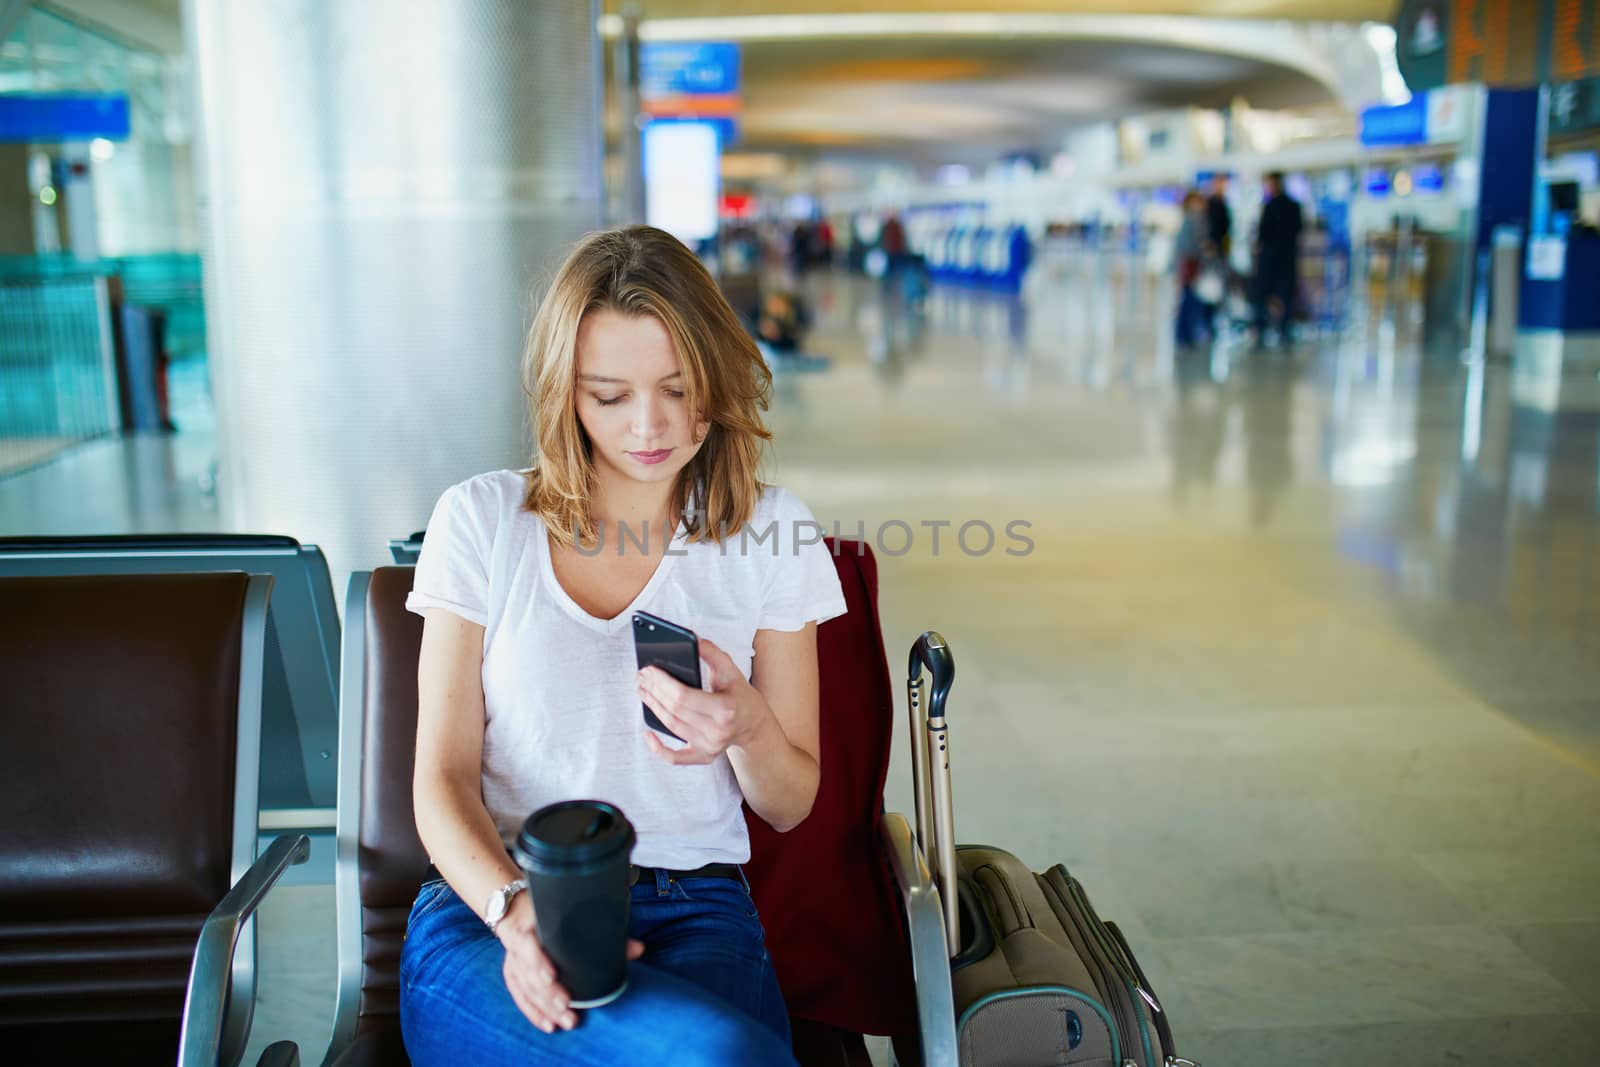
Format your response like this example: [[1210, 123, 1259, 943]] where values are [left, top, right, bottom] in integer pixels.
[[323, 542, 955, 1066], [0, 572, 310, 1067], [325, 566, 427, 1066], [0, 535, 343, 821], [386, 532, 424, 566]]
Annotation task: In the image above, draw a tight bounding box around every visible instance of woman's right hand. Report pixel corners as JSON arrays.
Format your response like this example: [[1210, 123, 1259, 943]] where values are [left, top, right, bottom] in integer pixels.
[[497, 894, 576, 1033], [496, 894, 646, 1033]]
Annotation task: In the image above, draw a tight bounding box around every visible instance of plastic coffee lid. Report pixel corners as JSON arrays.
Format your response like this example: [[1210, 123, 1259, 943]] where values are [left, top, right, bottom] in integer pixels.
[[514, 800, 635, 870]]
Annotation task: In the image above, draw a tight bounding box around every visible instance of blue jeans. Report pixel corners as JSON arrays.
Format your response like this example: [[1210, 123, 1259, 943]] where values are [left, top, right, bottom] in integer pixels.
[[400, 869, 797, 1066]]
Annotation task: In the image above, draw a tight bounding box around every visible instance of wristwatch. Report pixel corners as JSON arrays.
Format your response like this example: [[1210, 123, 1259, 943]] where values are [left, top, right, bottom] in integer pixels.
[[484, 878, 528, 934]]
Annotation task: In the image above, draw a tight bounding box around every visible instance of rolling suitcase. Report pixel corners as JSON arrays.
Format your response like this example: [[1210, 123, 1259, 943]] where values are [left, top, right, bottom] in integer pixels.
[[907, 632, 1198, 1067]]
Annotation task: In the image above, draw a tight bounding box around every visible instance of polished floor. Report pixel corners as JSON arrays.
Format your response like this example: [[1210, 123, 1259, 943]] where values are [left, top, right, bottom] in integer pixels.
[[5, 262, 1599, 1065]]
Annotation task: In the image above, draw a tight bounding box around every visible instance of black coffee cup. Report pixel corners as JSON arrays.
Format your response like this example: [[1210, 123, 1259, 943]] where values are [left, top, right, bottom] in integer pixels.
[[512, 800, 636, 1008]]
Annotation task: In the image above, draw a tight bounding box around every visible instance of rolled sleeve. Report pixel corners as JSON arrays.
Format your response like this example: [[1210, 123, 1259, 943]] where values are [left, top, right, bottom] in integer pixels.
[[756, 490, 848, 632], [405, 481, 491, 627]]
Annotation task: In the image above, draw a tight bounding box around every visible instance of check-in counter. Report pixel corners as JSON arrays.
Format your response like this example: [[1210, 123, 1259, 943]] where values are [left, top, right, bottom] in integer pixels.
[[1515, 234, 1600, 413], [1520, 234, 1600, 333]]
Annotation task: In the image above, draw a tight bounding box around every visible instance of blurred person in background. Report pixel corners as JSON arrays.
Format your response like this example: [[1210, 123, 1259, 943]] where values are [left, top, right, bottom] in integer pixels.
[[1252, 171, 1303, 349], [814, 217, 834, 268], [789, 219, 815, 274], [876, 212, 924, 303], [756, 291, 807, 353], [879, 213, 907, 266], [1173, 190, 1210, 349], [1206, 174, 1232, 260], [1202, 175, 1232, 337]]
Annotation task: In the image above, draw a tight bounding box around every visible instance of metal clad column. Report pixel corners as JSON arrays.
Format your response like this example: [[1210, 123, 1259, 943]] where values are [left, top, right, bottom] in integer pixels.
[[183, 0, 602, 577]]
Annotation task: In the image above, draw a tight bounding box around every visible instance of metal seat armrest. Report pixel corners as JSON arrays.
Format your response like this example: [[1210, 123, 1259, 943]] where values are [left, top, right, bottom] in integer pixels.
[[255, 1040, 301, 1067], [178, 834, 313, 1067], [881, 812, 958, 1067]]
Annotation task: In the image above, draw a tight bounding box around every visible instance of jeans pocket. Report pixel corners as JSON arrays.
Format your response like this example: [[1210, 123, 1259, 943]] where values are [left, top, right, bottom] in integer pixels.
[[725, 879, 762, 923], [677, 876, 763, 925], [406, 878, 454, 937], [733, 869, 760, 920]]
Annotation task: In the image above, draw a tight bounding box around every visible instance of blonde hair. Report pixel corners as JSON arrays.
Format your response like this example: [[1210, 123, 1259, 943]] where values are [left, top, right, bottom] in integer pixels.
[[522, 226, 773, 549]]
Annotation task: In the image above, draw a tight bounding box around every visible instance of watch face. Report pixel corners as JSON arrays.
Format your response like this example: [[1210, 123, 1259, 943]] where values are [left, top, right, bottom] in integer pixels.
[[485, 880, 525, 929]]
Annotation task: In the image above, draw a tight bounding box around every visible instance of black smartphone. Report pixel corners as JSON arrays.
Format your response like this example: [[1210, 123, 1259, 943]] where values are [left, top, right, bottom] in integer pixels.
[[631, 610, 699, 743]]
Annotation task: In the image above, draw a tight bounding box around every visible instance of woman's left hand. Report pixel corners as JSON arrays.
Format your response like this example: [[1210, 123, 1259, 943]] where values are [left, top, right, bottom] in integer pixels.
[[638, 637, 767, 765]]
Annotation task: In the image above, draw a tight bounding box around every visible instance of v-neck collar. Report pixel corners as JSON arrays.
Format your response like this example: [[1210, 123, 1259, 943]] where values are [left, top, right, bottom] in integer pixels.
[[537, 518, 688, 635]]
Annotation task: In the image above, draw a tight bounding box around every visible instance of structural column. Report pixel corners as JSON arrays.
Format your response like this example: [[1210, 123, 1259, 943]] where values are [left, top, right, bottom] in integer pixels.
[[183, 0, 603, 576]]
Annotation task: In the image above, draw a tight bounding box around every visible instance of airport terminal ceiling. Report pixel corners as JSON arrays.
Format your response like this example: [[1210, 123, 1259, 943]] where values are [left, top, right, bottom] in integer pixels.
[[46, 0, 1369, 163], [47, 0, 1402, 52], [599, 0, 1398, 20], [598, 5, 1364, 161], [725, 35, 1334, 158]]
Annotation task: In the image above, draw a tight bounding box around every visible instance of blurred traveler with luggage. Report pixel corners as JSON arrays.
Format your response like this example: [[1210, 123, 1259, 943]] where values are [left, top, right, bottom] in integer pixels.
[[1203, 175, 1232, 336], [1173, 191, 1210, 349]]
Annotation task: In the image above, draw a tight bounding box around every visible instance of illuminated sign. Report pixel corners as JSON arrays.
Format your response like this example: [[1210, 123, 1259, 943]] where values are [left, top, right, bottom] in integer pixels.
[[1414, 163, 1445, 194], [0, 93, 130, 143], [641, 42, 741, 97], [1549, 76, 1600, 134], [644, 120, 720, 243], [640, 41, 741, 146], [1396, 0, 1600, 90], [1361, 94, 1429, 146]]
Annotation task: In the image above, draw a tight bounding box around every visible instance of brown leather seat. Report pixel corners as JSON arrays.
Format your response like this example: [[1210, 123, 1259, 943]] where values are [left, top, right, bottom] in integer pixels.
[[328, 546, 918, 1066], [0, 572, 270, 1066], [328, 567, 429, 1066], [0, 534, 344, 815]]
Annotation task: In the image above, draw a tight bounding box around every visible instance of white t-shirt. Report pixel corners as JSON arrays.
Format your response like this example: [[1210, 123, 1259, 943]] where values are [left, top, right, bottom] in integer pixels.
[[406, 470, 848, 868]]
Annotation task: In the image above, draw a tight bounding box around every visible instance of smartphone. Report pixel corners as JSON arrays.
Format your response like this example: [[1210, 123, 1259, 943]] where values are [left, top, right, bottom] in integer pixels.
[[631, 610, 699, 743]]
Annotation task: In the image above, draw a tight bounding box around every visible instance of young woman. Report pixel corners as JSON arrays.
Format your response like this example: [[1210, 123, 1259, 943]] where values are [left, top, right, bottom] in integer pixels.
[[399, 226, 845, 1065]]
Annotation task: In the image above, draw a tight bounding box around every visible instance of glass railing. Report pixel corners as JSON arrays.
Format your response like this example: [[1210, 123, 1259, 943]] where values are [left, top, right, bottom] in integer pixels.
[[0, 252, 205, 474], [0, 252, 206, 358], [0, 272, 118, 472]]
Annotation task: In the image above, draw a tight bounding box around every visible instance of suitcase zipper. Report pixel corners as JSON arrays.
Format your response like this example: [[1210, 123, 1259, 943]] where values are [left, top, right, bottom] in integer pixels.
[[1063, 875, 1159, 1067], [1039, 869, 1143, 1063], [1107, 919, 1179, 1063], [1063, 874, 1161, 1014], [1046, 868, 1162, 1067]]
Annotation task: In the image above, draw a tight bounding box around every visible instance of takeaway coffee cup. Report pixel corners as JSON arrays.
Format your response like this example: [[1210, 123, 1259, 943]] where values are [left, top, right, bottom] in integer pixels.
[[512, 800, 636, 1008]]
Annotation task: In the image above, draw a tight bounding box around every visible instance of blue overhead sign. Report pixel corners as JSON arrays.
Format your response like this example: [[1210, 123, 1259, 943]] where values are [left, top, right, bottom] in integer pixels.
[[0, 93, 131, 143], [641, 42, 741, 98], [1360, 93, 1429, 147]]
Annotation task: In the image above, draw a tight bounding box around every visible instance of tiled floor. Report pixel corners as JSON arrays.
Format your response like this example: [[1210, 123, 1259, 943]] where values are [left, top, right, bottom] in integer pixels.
[[6, 264, 1598, 1064]]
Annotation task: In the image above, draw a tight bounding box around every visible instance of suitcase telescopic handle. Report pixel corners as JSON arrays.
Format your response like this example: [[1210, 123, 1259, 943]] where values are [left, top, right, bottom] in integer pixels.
[[907, 631, 960, 953], [908, 631, 955, 718]]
